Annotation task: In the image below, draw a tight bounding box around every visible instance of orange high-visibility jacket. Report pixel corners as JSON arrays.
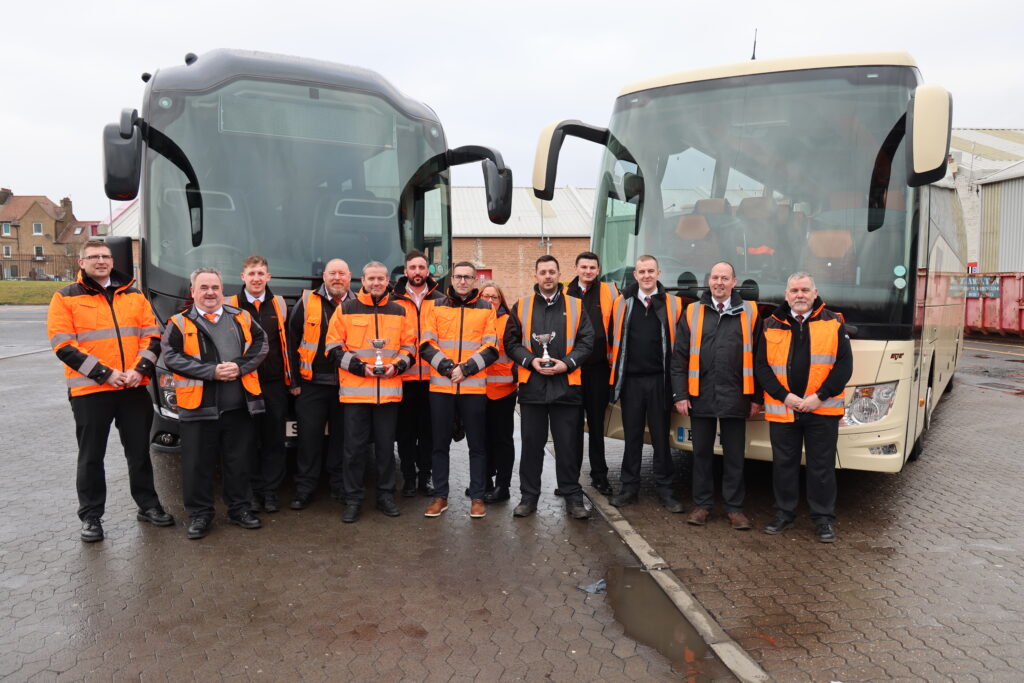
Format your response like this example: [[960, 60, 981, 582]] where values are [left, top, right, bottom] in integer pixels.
[[325, 288, 416, 405], [227, 293, 292, 386], [486, 310, 517, 399], [420, 289, 499, 395], [682, 299, 757, 397], [47, 271, 161, 397], [393, 276, 445, 382], [761, 303, 846, 423], [566, 279, 619, 357], [514, 293, 584, 386], [607, 286, 682, 401]]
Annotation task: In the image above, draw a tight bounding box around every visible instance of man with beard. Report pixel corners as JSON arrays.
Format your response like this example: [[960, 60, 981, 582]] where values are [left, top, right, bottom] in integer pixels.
[[392, 250, 444, 496], [565, 251, 618, 496], [287, 258, 354, 509], [755, 272, 852, 543], [607, 255, 684, 512], [504, 255, 595, 519], [671, 261, 762, 530], [419, 261, 498, 519]]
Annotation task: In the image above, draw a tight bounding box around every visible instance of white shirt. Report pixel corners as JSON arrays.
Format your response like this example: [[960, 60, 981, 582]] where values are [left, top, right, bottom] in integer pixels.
[[638, 289, 656, 307], [97, 278, 111, 289], [407, 284, 428, 307], [200, 307, 224, 322], [244, 290, 265, 305], [712, 296, 730, 312]]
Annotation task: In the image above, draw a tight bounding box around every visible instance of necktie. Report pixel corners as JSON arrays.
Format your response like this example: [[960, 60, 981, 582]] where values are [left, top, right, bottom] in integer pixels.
[[717, 302, 725, 314], [253, 299, 261, 312], [643, 297, 651, 309], [204, 313, 218, 323], [795, 314, 804, 324], [546, 297, 553, 305]]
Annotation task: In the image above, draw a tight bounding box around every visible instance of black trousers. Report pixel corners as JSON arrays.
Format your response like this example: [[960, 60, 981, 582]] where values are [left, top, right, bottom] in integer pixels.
[[769, 412, 840, 523], [69, 387, 161, 520], [619, 374, 675, 495], [250, 379, 288, 498], [690, 416, 746, 512], [429, 392, 488, 499], [486, 391, 517, 488], [180, 409, 253, 520], [519, 402, 583, 500], [293, 382, 345, 498], [342, 403, 398, 504], [396, 380, 432, 484], [578, 365, 611, 478]]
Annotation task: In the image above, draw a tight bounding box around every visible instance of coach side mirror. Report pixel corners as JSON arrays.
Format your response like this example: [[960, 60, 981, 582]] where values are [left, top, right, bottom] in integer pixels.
[[103, 109, 142, 201], [905, 85, 952, 187]]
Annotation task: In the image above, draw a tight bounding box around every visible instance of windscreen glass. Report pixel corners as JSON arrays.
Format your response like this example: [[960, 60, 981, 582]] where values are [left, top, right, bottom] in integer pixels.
[[594, 66, 920, 338], [145, 78, 451, 289]]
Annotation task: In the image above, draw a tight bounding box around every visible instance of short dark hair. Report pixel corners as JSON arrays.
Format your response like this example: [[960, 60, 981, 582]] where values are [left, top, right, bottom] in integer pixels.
[[575, 251, 600, 266], [404, 249, 428, 265], [535, 254, 560, 270], [452, 261, 476, 273], [241, 254, 268, 270]]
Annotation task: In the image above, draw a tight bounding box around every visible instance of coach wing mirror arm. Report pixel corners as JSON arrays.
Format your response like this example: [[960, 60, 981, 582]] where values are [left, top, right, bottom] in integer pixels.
[[447, 145, 514, 225], [533, 120, 612, 201], [103, 108, 205, 247]]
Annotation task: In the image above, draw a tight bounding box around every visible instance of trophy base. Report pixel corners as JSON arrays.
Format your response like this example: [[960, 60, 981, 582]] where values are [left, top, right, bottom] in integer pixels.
[[372, 367, 387, 376], [539, 361, 556, 369]]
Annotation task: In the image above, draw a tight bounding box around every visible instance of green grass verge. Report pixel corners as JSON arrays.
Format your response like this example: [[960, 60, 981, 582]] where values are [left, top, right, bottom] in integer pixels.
[[0, 281, 65, 305]]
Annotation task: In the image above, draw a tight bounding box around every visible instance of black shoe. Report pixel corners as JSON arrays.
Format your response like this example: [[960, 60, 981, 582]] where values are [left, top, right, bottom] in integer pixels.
[[249, 497, 263, 513], [418, 479, 435, 497], [342, 504, 361, 523], [402, 480, 418, 497], [553, 487, 566, 497], [263, 494, 279, 513], [80, 518, 103, 543], [764, 515, 793, 535], [137, 507, 175, 527], [229, 511, 262, 530], [483, 486, 511, 503], [290, 494, 312, 510], [657, 493, 685, 514], [187, 517, 211, 540], [815, 523, 837, 543], [566, 495, 591, 520], [590, 475, 613, 496], [609, 491, 638, 507], [513, 498, 538, 517], [377, 495, 400, 517]]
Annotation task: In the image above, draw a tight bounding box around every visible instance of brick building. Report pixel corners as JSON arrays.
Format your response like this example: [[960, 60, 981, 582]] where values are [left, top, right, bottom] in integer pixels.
[[452, 186, 593, 301], [0, 188, 101, 280]]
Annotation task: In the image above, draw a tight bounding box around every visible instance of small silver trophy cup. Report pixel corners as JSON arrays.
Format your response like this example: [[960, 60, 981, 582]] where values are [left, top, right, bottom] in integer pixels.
[[531, 331, 557, 368], [369, 338, 390, 376]]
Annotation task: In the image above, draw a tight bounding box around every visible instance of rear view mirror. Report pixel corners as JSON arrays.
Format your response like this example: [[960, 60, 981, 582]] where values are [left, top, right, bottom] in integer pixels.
[[447, 145, 514, 225], [103, 109, 142, 200], [905, 85, 952, 187], [533, 120, 609, 201]]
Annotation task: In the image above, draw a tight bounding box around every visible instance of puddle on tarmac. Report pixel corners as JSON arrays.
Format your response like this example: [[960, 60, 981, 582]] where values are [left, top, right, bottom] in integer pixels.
[[605, 566, 735, 681]]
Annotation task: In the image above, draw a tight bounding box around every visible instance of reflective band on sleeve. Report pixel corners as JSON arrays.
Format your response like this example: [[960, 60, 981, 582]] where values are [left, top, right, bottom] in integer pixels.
[[429, 353, 449, 370], [340, 351, 359, 367], [78, 354, 100, 377], [469, 352, 486, 368], [400, 345, 417, 353], [138, 349, 157, 363], [325, 342, 342, 352], [141, 326, 160, 337], [299, 340, 319, 351], [421, 330, 438, 342], [49, 333, 76, 348], [481, 335, 497, 344]]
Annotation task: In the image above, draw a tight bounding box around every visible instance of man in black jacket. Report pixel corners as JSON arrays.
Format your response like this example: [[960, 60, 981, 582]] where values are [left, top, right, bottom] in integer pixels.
[[504, 255, 595, 519], [755, 273, 852, 543], [671, 261, 763, 530], [607, 256, 684, 512], [565, 252, 618, 496], [286, 258, 353, 510], [161, 268, 269, 539]]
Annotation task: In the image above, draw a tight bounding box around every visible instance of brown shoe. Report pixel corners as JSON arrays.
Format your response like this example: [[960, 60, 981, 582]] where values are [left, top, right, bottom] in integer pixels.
[[727, 511, 752, 530], [424, 497, 448, 517], [470, 499, 486, 518], [686, 507, 710, 526]]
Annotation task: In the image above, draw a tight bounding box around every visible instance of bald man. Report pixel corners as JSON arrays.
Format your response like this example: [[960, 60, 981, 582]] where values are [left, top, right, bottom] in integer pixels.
[[287, 258, 354, 509]]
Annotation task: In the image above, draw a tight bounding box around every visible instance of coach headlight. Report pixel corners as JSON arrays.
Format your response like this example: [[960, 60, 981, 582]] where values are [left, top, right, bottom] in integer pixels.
[[842, 381, 897, 426], [156, 367, 179, 417]]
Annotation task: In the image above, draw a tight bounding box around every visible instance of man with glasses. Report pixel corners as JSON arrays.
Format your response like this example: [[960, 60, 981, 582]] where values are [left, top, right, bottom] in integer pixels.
[[48, 239, 173, 542]]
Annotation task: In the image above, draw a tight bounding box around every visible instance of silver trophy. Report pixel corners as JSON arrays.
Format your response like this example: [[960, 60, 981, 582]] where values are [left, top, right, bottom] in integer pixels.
[[531, 331, 557, 368], [369, 338, 390, 376]]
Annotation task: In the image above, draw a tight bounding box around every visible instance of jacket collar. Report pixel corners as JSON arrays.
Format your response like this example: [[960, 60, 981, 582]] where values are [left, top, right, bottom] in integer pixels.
[[78, 268, 132, 294], [357, 285, 393, 307], [770, 297, 825, 324], [533, 282, 565, 302], [394, 275, 439, 297], [445, 286, 481, 306], [699, 289, 744, 314]]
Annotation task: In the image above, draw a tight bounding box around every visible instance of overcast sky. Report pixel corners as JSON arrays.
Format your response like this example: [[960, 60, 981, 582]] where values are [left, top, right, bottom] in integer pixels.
[[2, 0, 1020, 221]]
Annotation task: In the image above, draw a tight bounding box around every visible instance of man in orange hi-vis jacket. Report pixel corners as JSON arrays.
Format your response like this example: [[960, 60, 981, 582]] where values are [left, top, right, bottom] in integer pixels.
[[326, 261, 416, 524], [48, 239, 173, 543]]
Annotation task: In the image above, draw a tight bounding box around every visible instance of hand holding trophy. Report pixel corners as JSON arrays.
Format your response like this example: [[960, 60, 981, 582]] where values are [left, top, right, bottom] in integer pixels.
[[369, 338, 390, 376], [531, 331, 557, 369]]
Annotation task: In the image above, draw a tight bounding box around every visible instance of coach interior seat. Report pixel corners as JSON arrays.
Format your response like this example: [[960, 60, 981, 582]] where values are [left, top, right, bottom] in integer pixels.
[[736, 197, 779, 272], [314, 190, 401, 273], [674, 214, 721, 270], [802, 229, 857, 283]]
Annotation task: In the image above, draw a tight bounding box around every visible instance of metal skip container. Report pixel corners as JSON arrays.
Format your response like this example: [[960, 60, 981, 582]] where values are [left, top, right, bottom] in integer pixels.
[[963, 273, 1024, 336]]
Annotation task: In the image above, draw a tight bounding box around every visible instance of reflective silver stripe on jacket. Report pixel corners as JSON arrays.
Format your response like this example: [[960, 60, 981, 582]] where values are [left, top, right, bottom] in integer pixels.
[[299, 340, 319, 351], [565, 296, 579, 348], [810, 354, 837, 364], [78, 354, 101, 377], [325, 341, 342, 352], [481, 335, 497, 345], [138, 349, 157, 363], [764, 403, 790, 415], [821, 397, 846, 407], [141, 325, 160, 337], [487, 374, 514, 383], [769, 364, 787, 375], [67, 376, 99, 388], [75, 326, 138, 342], [688, 304, 701, 356], [439, 339, 479, 351], [49, 332, 76, 348], [430, 376, 486, 388], [174, 378, 203, 389], [421, 329, 439, 342], [339, 385, 403, 397], [741, 301, 755, 352]]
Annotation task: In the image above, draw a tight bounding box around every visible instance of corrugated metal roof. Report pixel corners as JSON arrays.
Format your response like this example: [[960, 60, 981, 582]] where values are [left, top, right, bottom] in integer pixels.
[[950, 128, 1024, 179], [978, 159, 1024, 185], [451, 186, 594, 237]]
